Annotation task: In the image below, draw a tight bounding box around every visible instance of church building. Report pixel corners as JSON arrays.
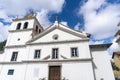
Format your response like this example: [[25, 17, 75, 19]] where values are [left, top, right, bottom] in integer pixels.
[[0, 14, 115, 80]]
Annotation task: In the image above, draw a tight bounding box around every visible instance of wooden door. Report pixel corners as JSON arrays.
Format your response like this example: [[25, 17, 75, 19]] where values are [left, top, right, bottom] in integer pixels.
[[49, 66, 61, 80]]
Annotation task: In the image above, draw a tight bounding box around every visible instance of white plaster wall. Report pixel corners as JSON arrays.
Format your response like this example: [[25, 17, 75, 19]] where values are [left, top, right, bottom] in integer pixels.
[[0, 62, 94, 80], [33, 29, 81, 43], [6, 31, 32, 46], [0, 64, 3, 75], [62, 62, 94, 80], [0, 53, 5, 62], [6, 18, 35, 46], [22, 62, 94, 80], [0, 64, 26, 80], [28, 41, 91, 60], [25, 63, 48, 80], [25, 62, 94, 80], [1, 39, 91, 62], [91, 49, 115, 80], [3, 47, 28, 62]]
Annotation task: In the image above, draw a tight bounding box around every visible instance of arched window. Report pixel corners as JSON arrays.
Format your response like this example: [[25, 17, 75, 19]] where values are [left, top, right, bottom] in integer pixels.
[[16, 23, 21, 30], [39, 29, 41, 33], [35, 25, 38, 32], [23, 22, 28, 29]]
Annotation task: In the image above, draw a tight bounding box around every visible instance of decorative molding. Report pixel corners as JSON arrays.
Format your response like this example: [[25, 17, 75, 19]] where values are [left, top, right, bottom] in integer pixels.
[[57, 26, 87, 38], [42, 55, 50, 60], [9, 28, 33, 33], [5, 39, 89, 48], [0, 58, 92, 64], [61, 55, 68, 59], [115, 30, 120, 36], [27, 39, 89, 45], [27, 23, 89, 43], [12, 17, 35, 21], [89, 43, 112, 49], [116, 35, 120, 42], [5, 45, 26, 48], [0, 61, 22, 64]]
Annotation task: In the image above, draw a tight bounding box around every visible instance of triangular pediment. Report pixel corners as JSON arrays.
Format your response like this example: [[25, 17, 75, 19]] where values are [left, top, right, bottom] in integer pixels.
[[27, 22, 89, 44]]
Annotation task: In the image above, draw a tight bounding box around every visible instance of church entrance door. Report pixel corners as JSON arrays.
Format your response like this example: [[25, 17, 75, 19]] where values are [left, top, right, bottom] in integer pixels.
[[49, 66, 61, 80]]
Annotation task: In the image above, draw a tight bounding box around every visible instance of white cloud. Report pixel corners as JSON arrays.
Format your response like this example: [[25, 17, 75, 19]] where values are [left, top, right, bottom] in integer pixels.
[[60, 21, 68, 26], [89, 40, 104, 44], [0, 22, 9, 42], [0, 0, 65, 16], [74, 22, 80, 30], [0, 0, 65, 41], [79, 0, 120, 40], [36, 10, 51, 28], [108, 42, 120, 56]]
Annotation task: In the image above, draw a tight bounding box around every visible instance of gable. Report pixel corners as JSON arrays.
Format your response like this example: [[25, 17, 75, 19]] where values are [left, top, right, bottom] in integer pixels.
[[33, 29, 83, 43], [27, 22, 89, 44]]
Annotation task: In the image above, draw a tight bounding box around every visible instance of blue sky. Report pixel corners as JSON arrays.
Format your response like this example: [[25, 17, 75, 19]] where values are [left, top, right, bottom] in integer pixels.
[[0, 0, 120, 46]]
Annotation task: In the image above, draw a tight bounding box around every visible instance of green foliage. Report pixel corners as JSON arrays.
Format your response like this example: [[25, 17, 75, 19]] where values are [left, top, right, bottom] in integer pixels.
[[0, 40, 6, 50]]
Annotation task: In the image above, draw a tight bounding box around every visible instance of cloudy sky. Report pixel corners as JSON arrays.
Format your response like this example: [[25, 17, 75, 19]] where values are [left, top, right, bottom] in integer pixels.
[[0, 0, 120, 45]]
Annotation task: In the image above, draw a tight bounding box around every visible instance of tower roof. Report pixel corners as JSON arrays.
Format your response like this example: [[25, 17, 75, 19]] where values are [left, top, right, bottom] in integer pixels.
[[12, 13, 35, 21]]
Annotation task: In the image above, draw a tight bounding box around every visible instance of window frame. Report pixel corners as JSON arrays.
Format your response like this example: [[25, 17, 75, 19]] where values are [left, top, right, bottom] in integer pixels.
[[71, 47, 79, 57], [16, 23, 21, 30], [39, 29, 41, 33], [34, 50, 41, 59], [52, 48, 59, 59], [8, 69, 14, 75], [35, 25, 38, 32], [11, 52, 18, 61], [23, 22, 28, 29]]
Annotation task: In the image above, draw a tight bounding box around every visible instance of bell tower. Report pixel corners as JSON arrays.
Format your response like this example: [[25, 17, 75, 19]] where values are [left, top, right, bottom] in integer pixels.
[[6, 13, 44, 47], [115, 22, 120, 47]]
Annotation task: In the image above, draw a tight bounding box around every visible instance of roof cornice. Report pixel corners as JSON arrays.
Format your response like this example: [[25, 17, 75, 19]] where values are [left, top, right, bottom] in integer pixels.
[[9, 28, 33, 32], [27, 39, 89, 45], [5, 45, 26, 48], [0, 58, 92, 64], [89, 43, 112, 49], [12, 17, 35, 22], [27, 23, 89, 43]]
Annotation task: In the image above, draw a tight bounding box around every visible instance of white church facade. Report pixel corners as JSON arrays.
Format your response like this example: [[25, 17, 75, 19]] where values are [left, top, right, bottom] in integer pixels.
[[0, 14, 115, 80]]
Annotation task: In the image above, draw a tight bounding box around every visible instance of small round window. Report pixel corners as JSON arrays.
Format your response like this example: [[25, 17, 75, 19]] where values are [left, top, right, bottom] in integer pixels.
[[52, 34, 59, 40], [17, 38, 20, 41]]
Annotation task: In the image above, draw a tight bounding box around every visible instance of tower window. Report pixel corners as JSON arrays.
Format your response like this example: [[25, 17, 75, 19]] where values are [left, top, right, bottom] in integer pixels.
[[34, 50, 41, 59], [11, 52, 18, 61], [39, 29, 41, 33], [23, 22, 28, 29], [71, 47, 78, 57], [52, 48, 58, 59], [35, 25, 38, 32], [8, 69, 14, 75], [16, 23, 21, 30]]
